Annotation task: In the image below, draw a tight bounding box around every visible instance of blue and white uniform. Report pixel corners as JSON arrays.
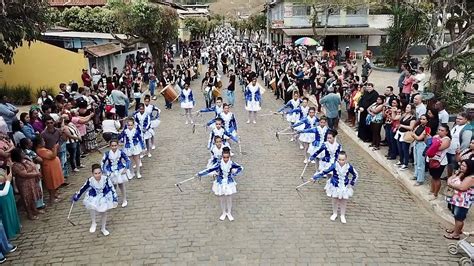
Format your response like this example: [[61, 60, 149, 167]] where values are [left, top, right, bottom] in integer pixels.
[[312, 162, 358, 199], [200, 105, 224, 128], [101, 149, 131, 184], [134, 111, 154, 140], [207, 111, 238, 138], [288, 105, 310, 131], [199, 105, 223, 117], [299, 125, 329, 156], [179, 88, 195, 109], [207, 145, 224, 168], [309, 141, 342, 171], [244, 83, 262, 111], [277, 99, 301, 123], [119, 126, 145, 156], [208, 127, 239, 150], [292, 115, 319, 143], [197, 159, 243, 196], [145, 103, 161, 129], [74, 175, 118, 212]]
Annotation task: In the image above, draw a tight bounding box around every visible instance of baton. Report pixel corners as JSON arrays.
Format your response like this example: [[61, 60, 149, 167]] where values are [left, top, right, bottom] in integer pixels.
[[175, 175, 201, 192], [296, 179, 314, 190], [299, 162, 309, 181], [67, 202, 76, 226]]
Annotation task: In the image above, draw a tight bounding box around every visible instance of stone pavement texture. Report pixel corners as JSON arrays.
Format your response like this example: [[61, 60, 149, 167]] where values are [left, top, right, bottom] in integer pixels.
[[8, 68, 462, 265]]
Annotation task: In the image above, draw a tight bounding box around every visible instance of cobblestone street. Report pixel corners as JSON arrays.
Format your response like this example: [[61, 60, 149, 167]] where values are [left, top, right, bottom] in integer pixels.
[[8, 71, 460, 265]]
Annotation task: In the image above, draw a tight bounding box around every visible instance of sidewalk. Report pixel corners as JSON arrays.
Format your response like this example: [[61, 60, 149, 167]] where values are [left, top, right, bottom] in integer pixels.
[[304, 93, 473, 231]]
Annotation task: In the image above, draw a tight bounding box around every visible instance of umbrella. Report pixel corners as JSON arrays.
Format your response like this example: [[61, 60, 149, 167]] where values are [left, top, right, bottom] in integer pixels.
[[294, 37, 319, 46]]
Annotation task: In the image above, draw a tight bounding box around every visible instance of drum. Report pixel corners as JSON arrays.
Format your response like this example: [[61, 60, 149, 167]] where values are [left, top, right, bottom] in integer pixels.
[[189, 67, 195, 78], [160, 84, 179, 102], [270, 78, 276, 92], [216, 80, 223, 89], [212, 87, 221, 98]]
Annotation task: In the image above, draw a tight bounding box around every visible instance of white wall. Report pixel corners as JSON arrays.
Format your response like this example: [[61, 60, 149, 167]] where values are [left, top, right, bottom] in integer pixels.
[[368, 15, 392, 29], [368, 35, 381, 46], [338, 36, 366, 52]]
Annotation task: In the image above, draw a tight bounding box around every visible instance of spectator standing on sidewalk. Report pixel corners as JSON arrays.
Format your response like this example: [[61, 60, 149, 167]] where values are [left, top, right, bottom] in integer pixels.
[[357, 83, 379, 142], [445, 113, 471, 179], [435, 101, 450, 126], [412, 114, 431, 185], [320, 87, 341, 130]]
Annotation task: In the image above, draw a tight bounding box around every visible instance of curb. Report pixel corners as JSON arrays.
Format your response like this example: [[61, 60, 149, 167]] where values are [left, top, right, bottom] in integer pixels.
[[304, 93, 470, 229], [372, 65, 399, 72]]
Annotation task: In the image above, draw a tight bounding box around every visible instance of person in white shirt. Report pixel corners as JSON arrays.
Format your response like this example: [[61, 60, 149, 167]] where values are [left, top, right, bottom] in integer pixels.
[[435, 101, 450, 125], [102, 112, 121, 142], [414, 67, 427, 92], [413, 95, 426, 120], [446, 113, 470, 178], [90, 63, 101, 86]]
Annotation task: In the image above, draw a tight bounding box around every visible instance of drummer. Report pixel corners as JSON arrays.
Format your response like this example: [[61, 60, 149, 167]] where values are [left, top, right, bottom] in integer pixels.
[[160, 70, 173, 110]]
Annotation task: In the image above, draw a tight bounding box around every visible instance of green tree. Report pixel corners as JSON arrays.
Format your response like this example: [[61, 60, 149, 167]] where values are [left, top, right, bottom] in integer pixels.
[[381, 4, 429, 68], [109, 0, 179, 76], [184, 17, 208, 39], [0, 0, 50, 64], [60, 6, 118, 32]]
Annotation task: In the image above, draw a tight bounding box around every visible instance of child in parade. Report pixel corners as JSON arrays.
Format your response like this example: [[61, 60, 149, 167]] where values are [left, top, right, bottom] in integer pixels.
[[244, 77, 262, 124], [134, 103, 153, 158], [311, 151, 358, 224], [101, 139, 131, 208], [309, 129, 342, 172], [197, 147, 243, 221], [144, 95, 160, 150], [207, 136, 225, 168], [292, 107, 319, 162], [297, 116, 329, 164], [277, 91, 301, 125], [72, 164, 118, 236], [208, 118, 239, 150], [179, 83, 195, 125], [206, 103, 238, 138], [119, 118, 145, 179]]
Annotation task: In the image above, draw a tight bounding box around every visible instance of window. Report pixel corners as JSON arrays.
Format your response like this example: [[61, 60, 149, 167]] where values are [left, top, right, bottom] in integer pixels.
[[292, 5, 311, 16]]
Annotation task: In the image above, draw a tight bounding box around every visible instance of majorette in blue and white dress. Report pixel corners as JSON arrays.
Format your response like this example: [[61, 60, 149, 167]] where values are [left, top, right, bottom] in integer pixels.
[[200, 104, 224, 128], [312, 162, 358, 199], [145, 103, 161, 129], [101, 149, 131, 184], [119, 126, 145, 156], [134, 111, 154, 140], [207, 145, 224, 168], [288, 105, 310, 131], [244, 83, 262, 112], [179, 88, 195, 109], [199, 105, 223, 117], [309, 141, 342, 171], [74, 175, 118, 212], [277, 99, 301, 123], [197, 159, 243, 196], [208, 126, 239, 150], [292, 115, 319, 143], [299, 125, 329, 156], [207, 111, 238, 138]]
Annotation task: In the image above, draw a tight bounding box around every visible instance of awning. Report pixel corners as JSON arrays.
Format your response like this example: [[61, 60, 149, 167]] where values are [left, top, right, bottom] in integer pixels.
[[282, 27, 385, 36], [83, 43, 123, 57]]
